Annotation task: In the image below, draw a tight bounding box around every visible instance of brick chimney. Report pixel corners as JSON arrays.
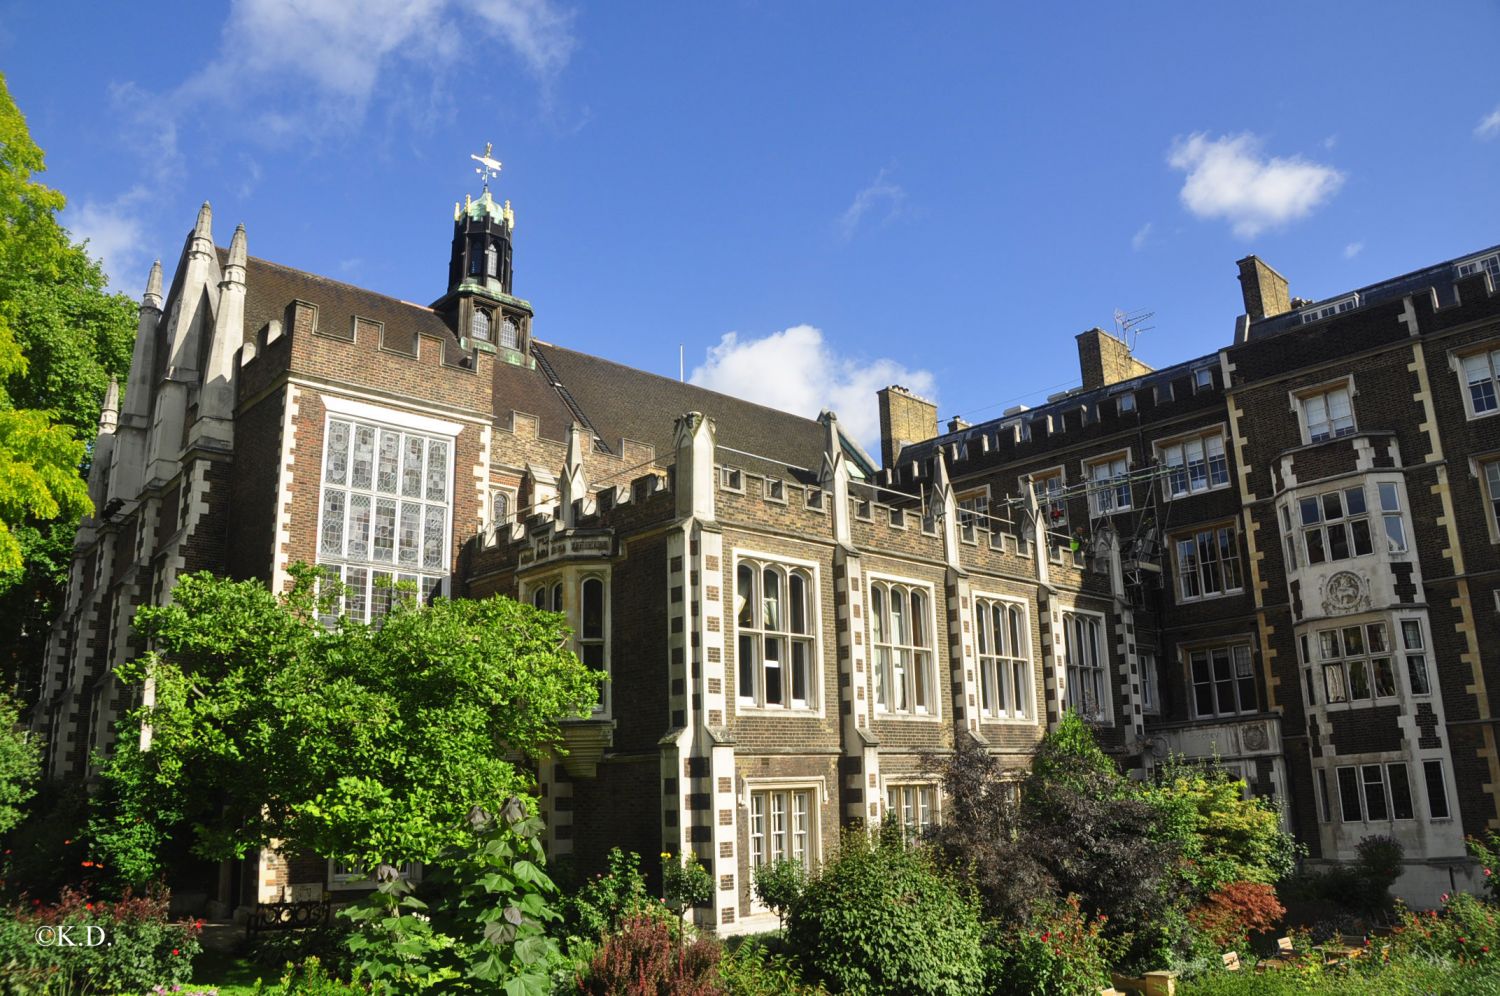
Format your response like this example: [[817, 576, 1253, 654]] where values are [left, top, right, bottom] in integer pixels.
[[1236, 255, 1291, 320], [877, 385, 938, 468], [1076, 327, 1152, 391]]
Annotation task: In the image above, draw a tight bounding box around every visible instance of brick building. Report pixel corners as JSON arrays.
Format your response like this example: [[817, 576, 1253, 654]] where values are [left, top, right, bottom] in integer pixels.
[[32, 169, 1500, 921]]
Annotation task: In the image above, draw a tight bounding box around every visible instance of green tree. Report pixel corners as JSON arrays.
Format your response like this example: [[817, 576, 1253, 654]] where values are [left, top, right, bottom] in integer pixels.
[[0, 72, 135, 690], [0, 687, 41, 836], [90, 567, 603, 885]]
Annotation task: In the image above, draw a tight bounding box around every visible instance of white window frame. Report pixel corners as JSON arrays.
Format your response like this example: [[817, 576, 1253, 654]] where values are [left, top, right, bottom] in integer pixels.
[[1139, 649, 1160, 714], [868, 574, 941, 720], [1314, 620, 1398, 707], [883, 782, 939, 841], [733, 551, 821, 713], [763, 477, 786, 504], [1061, 609, 1110, 724], [1294, 379, 1357, 444], [328, 859, 421, 891], [1031, 467, 1069, 562], [1187, 643, 1258, 719], [1297, 484, 1374, 565], [973, 593, 1034, 722], [1400, 618, 1433, 698], [957, 487, 990, 544], [743, 777, 826, 909], [1298, 294, 1359, 325], [315, 410, 455, 625], [1455, 252, 1500, 286], [1172, 523, 1244, 602], [719, 466, 744, 493], [1156, 427, 1231, 499], [1335, 762, 1416, 823], [1085, 450, 1132, 517], [1457, 346, 1500, 420]]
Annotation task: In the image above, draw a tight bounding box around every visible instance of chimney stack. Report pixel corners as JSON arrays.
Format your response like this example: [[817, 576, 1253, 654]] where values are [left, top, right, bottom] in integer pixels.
[[1236, 255, 1291, 321], [1076, 327, 1152, 391], [877, 385, 938, 469]]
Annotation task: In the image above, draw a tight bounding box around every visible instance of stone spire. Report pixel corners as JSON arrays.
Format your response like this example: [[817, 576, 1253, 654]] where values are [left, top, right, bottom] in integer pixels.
[[673, 412, 717, 522], [143, 258, 163, 312], [110, 262, 165, 502], [559, 422, 590, 526], [98, 376, 119, 434], [820, 412, 852, 548], [195, 223, 246, 442]]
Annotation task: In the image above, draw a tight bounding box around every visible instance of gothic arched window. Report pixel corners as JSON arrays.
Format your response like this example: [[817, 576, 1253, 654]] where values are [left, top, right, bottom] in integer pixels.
[[485, 243, 498, 278], [470, 309, 492, 343], [500, 317, 519, 350]]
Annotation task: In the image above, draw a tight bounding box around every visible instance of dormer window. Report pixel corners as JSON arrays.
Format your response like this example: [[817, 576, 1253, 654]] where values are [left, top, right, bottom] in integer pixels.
[[1299, 294, 1359, 324], [485, 244, 498, 278], [470, 309, 492, 343], [1456, 253, 1500, 285], [499, 317, 519, 350]]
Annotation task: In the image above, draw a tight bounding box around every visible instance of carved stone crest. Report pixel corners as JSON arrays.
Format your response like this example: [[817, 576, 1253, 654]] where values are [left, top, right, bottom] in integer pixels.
[[1321, 570, 1369, 615]]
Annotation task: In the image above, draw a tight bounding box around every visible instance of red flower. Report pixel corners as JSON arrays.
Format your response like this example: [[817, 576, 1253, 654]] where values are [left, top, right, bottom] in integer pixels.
[[1040, 932, 1051, 942], [81, 861, 94, 868], [63, 839, 71, 845], [1485, 946, 1491, 953], [31, 899, 40, 906], [85, 903, 93, 911], [172, 949, 180, 956]]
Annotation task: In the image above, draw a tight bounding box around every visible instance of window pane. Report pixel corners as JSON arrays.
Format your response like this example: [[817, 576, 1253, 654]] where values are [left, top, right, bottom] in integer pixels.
[[320, 488, 346, 556], [1425, 760, 1450, 819], [1344, 487, 1366, 516], [1338, 768, 1362, 822], [377, 430, 400, 494], [1362, 765, 1388, 821], [1324, 664, 1347, 703], [1388, 764, 1414, 820], [1372, 659, 1396, 698], [398, 503, 420, 565], [1407, 654, 1431, 696], [1348, 660, 1371, 700], [426, 440, 448, 501], [738, 634, 756, 699], [325, 421, 350, 485], [351, 425, 375, 489], [373, 499, 396, 562], [582, 578, 604, 639], [1351, 518, 1372, 557], [737, 564, 755, 628], [422, 505, 444, 569], [1305, 529, 1326, 564], [789, 573, 807, 634]]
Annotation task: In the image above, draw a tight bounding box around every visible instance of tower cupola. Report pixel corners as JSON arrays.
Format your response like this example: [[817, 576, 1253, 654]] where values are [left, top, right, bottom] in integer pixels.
[[433, 143, 534, 364]]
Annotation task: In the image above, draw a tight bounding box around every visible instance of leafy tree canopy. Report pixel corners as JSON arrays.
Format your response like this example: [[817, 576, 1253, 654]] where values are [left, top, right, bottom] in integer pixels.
[[0, 72, 135, 690], [0, 687, 41, 836], [91, 567, 604, 885]]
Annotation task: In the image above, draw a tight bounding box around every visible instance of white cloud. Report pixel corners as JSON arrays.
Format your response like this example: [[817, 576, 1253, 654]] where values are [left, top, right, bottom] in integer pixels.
[[119, 0, 575, 156], [689, 324, 936, 453], [1167, 133, 1345, 238], [1344, 241, 1364, 259], [64, 186, 152, 293], [1131, 222, 1152, 252], [838, 169, 906, 241], [1476, 106, 1500, 140]]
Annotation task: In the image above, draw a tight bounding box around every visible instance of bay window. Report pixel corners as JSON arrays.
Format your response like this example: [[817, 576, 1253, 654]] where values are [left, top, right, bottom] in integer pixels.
[[1317, 622, 1396, 705], [1299, 486, 1372, 564], [1337, 763, 1414, 823]]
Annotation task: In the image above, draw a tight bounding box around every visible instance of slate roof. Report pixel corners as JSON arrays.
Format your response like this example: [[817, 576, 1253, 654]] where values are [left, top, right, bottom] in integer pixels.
[[225, 248, 845, 472]]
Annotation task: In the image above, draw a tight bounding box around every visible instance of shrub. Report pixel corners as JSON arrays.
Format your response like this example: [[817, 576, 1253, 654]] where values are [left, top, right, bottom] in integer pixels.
[[718, 937, 825, 996], [1355, 835, 1404, 913], [576, 913, 722, 995], [981, 895, 1112, 996], [1469, 832, 1500, 904], [1186, 881, 1285, 948], [258, 956, 369, 994], [787, 828, 985, 996], [751, 858, 806, 932], [662, 851, 714, 926], [1387, 892, 1500, 963], [569, 848, 672, 940], [0, 884, 201, 995]]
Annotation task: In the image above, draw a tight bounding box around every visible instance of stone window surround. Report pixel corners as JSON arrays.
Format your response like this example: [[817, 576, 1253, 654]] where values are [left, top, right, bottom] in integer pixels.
[[1169, 520, 1244, 604], [1448, 337, 1500, 422], [1297, 611, 1434, 714], [969, 589, 1036, 724], [881, 780, 942, 837], [521, 569, 613, 717], [1153, 424, 1231, 499], [1290, 375, 1357, 445], [865, 571, 943, 723], [731, 548, 825, 717], [740, 775, 828, 912], [1059, 606, 1111, 725], [1178, 636, 1258, 721], [1082, 447, 1133, 518]]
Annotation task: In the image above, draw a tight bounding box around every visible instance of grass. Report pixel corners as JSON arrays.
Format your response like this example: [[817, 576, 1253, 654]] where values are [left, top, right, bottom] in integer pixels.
[[1178, 955, 1500, 995], [184, 949, 268, 995]]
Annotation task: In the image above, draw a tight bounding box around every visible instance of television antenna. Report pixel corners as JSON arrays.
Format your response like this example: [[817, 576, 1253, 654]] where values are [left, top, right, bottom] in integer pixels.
[[1113, 308, 1155, 354], [470, 142, 503, 193]]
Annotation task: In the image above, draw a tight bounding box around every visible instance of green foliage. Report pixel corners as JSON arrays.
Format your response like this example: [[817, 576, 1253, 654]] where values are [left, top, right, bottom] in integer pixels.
[[0, 72, 133, 611], [1470, 832, 1500, 903], [0, 885, 201, 995], [568, 848, 672, 941], [1023, 711, 1123, 811], [1355, 835, 1404, 911], [662, 850, 713, 923], [751, 858, 806, 932], [787, 827, 986, 996], [717, 937, 826, 996], [1388, 892, 1500, 964], [341, 798, 568, 994], [0, 688, 40, 836], [576, 914, 721, 995], [1178, 953, 1500, 995], [980, 895, 1113, 996], [91, 567, 602, 883], [0, 780, 89, 902], [254, 956, 368, 994], [1138, 759, 1300, 893]]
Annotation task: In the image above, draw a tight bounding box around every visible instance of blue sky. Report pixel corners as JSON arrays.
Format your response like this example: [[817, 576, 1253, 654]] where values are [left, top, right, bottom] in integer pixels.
[[5, 1, 1500, 451]]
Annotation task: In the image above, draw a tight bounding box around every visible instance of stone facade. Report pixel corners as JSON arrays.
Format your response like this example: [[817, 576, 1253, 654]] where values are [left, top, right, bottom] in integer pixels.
[[31, 179, 1500, 919]]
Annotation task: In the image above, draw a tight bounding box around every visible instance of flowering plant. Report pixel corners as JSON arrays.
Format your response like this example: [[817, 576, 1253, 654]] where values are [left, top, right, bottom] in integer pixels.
[[981, 895, 1113, 995]]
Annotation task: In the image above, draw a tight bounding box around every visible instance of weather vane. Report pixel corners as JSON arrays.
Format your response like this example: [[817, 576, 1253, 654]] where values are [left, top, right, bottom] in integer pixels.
[[471, 142, 502, 194]]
